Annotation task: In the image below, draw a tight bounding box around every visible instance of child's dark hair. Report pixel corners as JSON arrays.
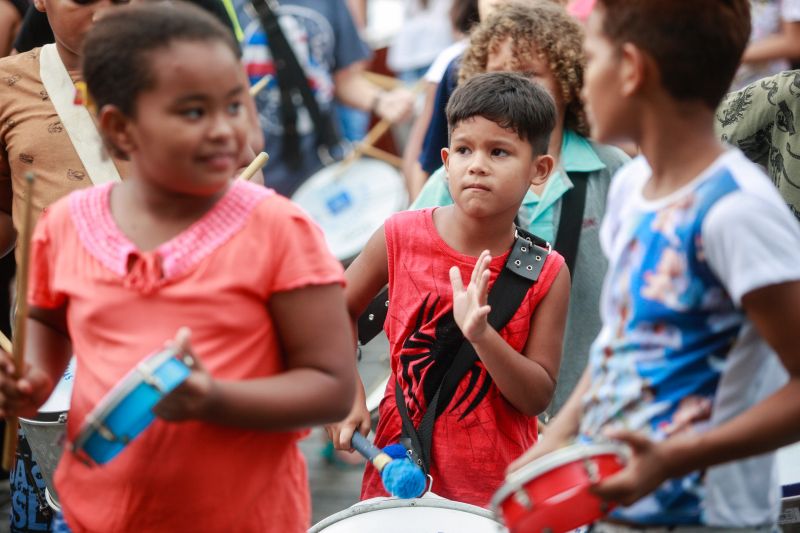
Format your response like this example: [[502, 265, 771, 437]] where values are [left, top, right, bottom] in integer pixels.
[[82, 2, 240, 117], [446, 72, 556, 154], [595, 0, 751, 110], [451, 0, 480, 35]]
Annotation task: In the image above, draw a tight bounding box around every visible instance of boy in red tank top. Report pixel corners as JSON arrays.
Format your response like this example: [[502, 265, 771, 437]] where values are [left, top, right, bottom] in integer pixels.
[[328, 72, 571, 507]]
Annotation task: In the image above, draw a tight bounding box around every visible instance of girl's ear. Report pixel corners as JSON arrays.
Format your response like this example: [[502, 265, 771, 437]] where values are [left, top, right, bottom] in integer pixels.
[[97, 104, 133, 161]]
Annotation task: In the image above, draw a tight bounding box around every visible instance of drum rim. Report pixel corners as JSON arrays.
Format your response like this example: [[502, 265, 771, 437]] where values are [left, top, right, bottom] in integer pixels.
[[72, 347, 183, 452], [308, 497, 500, 532], [490, 442, 627, 510], [19, 411, 68, 425], [45, 487, 61, 513]]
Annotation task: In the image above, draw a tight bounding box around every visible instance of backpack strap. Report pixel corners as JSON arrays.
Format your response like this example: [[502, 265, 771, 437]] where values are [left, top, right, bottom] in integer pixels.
[[396, 228, 551, 473]]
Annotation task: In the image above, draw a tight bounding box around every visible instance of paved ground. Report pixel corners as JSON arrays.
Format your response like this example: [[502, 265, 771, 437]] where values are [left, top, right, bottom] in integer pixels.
[[0, 333, 391, 532]]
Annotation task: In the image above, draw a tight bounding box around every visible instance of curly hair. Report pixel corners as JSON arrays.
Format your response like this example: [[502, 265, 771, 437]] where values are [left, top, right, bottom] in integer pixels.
[[459, 0, 588, 136]]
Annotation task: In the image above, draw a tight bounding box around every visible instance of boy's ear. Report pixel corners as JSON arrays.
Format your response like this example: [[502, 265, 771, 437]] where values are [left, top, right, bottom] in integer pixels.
[[619, 43, 647, 98], [33, 0, 45, 12], [98, 105, 133, 161], [529, 154, 555, 188], [441, 147, 450, 178]]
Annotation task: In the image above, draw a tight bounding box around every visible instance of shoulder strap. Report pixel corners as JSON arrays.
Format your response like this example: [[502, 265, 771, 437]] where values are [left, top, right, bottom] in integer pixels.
[[248, 0, 340, 161], [397, 229, 551, 473], [39, 44, 122, 186], [554, 171, 589, 277]]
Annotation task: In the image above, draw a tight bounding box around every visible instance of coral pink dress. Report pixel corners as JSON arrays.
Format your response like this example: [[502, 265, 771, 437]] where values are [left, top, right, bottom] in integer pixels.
[[28, 180, 344, 533]]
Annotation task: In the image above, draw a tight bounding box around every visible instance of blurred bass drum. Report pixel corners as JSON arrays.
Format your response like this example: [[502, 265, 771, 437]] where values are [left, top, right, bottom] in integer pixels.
[[292, 158, 407, 264]]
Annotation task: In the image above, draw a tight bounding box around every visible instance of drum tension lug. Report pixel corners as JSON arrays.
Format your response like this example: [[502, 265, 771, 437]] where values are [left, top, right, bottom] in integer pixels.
[[513, 488, 533, 510], [583, 457, 600, 483]]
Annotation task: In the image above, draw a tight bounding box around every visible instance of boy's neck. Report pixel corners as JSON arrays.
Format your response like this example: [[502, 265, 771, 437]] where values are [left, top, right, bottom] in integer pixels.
[[436, 206, 517, 258], [635, 98, 725, 199]]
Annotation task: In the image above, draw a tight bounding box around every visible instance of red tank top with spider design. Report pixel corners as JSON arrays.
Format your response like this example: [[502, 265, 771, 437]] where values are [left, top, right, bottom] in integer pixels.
[[361, 208, 564, 507]]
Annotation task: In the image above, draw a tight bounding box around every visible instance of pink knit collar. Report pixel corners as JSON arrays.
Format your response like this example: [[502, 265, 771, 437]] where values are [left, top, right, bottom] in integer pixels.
[[70, 181, 272, 291]]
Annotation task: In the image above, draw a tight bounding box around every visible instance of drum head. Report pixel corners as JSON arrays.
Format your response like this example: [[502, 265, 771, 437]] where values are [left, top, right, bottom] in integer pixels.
[[38, 357, 75, 415], [310, 497, 503, 533], [292, 158, 407, 261]]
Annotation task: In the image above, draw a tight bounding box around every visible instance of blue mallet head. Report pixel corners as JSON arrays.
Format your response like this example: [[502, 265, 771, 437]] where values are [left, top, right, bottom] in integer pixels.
[[381, 458, 427, 499]]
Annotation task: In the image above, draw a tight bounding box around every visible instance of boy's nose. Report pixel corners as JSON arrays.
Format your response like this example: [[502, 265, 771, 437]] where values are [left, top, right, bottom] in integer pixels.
[[467, 152, 490, 175]]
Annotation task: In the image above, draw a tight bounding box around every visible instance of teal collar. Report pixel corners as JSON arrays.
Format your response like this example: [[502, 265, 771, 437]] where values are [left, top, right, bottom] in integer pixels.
[[521, 131, 605, 211]]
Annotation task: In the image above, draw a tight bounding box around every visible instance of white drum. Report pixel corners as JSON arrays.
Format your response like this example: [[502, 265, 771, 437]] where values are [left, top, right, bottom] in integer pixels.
[[18, 357, 75, 512], [779, 442, 800, 531], [292, 158, 407, 263], [309, 495, 505, 533]]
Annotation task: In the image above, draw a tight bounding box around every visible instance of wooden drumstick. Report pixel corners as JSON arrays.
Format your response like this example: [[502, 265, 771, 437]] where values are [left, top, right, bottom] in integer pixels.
[[337, 79, 425, 176], [3, 173, 36, 470], [0, 332, 11, 355], [237, 152, 269, 181], [249, 75, 271, 97]]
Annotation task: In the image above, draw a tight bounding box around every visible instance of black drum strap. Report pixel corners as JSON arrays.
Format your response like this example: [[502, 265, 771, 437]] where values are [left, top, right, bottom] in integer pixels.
[[395, 228, 550, 474], [249, 0, 340, 166]]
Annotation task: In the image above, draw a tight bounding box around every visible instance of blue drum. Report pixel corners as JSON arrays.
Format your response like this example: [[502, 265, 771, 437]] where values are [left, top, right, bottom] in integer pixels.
[[72, 347, 191, 465]]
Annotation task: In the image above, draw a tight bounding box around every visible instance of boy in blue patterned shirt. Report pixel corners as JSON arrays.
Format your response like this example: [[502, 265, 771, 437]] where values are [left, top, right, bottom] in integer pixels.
[[511, 1, 800, 529]]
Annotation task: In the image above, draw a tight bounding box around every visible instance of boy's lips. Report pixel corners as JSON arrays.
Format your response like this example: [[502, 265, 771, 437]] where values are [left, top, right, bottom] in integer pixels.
[[465, 183, 491, 191]]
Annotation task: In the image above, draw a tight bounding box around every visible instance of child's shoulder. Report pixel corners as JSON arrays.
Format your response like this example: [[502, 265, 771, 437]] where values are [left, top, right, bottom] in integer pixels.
[[0, 48, 42, 85]]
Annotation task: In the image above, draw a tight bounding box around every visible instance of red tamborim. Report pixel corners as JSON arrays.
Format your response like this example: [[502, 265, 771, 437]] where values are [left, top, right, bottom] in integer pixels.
[[491, 443, 627, 533]]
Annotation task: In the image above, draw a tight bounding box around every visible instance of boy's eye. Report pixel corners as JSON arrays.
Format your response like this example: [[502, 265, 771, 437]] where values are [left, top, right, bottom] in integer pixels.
[[70, 0, 129, 5], [492, 148, 509, 157], [455, 146, 471, 154]]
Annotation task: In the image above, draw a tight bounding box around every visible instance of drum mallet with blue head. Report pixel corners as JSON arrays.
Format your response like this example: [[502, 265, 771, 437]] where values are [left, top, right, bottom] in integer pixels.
[[350, 432, 426, 499]]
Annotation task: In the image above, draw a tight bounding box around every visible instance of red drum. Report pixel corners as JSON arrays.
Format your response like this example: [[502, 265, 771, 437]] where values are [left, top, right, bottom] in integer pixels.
[[491, 443, 627, 533]]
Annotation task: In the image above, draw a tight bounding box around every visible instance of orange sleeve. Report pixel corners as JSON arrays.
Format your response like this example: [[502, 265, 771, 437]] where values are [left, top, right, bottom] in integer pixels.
[[27, 208, 66, 309], [264, 196, 345, 295]]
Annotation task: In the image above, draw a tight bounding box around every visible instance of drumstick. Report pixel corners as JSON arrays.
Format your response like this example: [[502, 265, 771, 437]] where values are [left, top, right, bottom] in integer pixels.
[[350, 432, 426, 499], [249, 75, 271, 97], [358, 144, 403, 169], [0, 332, 11, 355], [237, 152, 269, 181], [2, 173, 35, 470], [337, 79, 426, 175]]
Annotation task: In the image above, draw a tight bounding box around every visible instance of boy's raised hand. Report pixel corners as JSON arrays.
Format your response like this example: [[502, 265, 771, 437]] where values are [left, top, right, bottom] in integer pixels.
[[154, 328, 218, 422], [450, 251, 492, 343], [0, 348, 53, 419]]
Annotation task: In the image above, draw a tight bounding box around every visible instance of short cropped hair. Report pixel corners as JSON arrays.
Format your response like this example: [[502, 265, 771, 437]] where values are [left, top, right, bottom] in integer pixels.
[[595, 0, 751, 110], [460, 1, 588, 136], [82, 2, 240, 117], [446, 72, 557, 155]]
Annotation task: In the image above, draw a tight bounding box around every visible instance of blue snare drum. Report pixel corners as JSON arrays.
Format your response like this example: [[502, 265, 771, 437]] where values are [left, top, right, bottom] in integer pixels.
[[72, 347, 191, 465]]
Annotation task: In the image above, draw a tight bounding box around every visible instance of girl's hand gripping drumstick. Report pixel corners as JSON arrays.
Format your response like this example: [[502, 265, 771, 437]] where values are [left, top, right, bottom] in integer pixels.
[[350, 432, 427, 499], [3, 172, 36, 470], [237, 152, 269, 182]]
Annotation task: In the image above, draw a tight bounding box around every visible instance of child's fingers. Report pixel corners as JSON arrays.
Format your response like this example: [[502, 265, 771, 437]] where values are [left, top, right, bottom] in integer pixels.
[[471, 250, 490, 285], [477, 267, 491, 305], [449, 266, 464, 293]]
